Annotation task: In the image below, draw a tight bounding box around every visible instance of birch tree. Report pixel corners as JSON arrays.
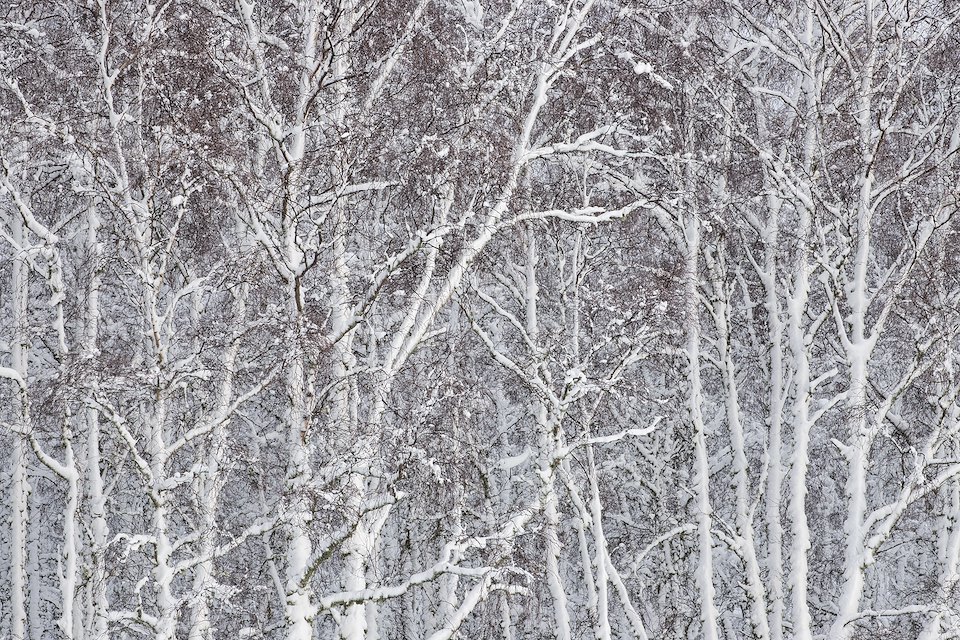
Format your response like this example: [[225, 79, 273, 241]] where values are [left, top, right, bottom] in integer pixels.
[[4, 1, 960, 640]]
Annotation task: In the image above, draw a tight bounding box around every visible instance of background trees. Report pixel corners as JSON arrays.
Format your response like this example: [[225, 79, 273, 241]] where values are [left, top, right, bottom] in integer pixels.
[[2, 1, 959, 639]]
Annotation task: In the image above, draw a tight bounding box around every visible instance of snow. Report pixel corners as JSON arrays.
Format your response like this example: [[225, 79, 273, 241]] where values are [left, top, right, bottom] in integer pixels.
[[2, 3, 960, 640]]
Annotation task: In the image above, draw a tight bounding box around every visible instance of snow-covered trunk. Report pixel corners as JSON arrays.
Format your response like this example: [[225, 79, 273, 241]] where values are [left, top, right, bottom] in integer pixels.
[[828, 8, 878, 636], [558, 462, 605, 638], [40, 230, 81, 640], [64, 465, 81, 640], [785, 145, 815, 640], [275, 1, 336, 636], [82, 202, 110, 640], [921, 380, 960, 639], [142, 268, 179, 640], [563, 465, 598, 630], [283, 271, 315, 640], [584, 446, 612, 640], [332, 202, 366, 640], [706, 77, 768, 637], [10, 198, 30, 640], [761, 200, 785, 640], [920, 240, 960, 637], [27, 499, 41, 640], [147, 455, 175, 640], [296, 3, 376, 637], [748, 78, 787, 640], [705, 250, 769, 640], [683, 212, 719, 640], [53, 415, 81, 640], [527, 229, 571, 640], [538, 407, 571, 640], [937, 478, 960, 630], [785, 16, 819, 637]]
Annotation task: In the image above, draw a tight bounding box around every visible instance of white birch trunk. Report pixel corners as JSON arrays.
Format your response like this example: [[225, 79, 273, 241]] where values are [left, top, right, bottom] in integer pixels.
[[683, 213, 719, 640], [706, 250, 770, 640], [82, 202, 110, 640], [10, 199, 30, 640], [143, 273, 179, 640], [527, 229, 572, 640], [786, 15, 820, 636], [829, 6, 878, 635], [761, 202, 786, 640]]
